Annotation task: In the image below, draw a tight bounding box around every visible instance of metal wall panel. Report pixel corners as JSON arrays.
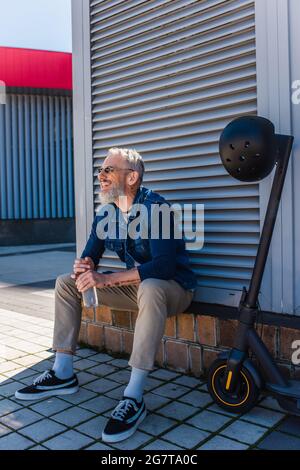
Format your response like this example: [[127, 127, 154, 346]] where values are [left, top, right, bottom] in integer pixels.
[[0, 94, 74, 220], [89, 0, 258, 305]]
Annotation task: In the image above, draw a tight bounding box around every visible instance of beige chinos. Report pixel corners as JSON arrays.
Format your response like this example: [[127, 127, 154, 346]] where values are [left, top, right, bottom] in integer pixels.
[[52, 273, 193, 371]]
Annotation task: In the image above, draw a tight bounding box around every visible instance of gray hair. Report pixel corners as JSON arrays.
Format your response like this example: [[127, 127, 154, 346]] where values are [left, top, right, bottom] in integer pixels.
[[107, 147, 145, 183]]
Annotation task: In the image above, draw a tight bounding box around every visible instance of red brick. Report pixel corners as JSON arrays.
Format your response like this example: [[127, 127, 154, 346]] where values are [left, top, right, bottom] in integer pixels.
[[218, 319, 238, 348], [104, 326, 122, 353], [189, 345, 203, 378], [164, 316, 176, 338], [82, 307, 94, 322], [261, 325, 277, 358], [78, 322, 87, 344], [202, 349, 219, 373], [197, 315, 216, 346], [87, 323, 104, 349], [177, 314, 195, 341], [112, 310, 131, 328], [95, 305, 112, 324], [154, 341, 164, 368], [279, 327, 300, 361], [122, 330, 134, 355], [165, 341, 189, 372]]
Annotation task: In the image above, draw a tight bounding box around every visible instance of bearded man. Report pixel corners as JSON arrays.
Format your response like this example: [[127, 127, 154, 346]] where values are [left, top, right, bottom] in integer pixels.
[[15, 147, 197, 443]]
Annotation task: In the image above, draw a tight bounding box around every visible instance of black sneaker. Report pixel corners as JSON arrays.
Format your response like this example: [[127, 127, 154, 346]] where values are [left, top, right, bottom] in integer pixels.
[[15, 370, 79, 400], [102, 396, 147, 443]]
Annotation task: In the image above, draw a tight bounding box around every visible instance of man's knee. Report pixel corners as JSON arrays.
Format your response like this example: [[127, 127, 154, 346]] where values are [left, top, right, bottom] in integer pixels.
[[55, 273, 75, 291], [137, 278, 167, 304]]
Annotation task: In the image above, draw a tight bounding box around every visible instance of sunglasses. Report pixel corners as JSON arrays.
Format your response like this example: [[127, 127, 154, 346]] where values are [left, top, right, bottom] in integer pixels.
[[97, 166, 134, 175]]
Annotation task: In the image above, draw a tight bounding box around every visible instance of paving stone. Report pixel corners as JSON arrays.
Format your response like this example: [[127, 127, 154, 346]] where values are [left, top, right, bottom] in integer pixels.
[[75, 348, 98, 358], [162, 424, 209, 449], [30, 397, 72, 417], [109, 359, 129, 368], [158, 401, 196, 421], [74, 358, 99, 371], [86, 442, 114, 450], [83, 378, 119, 394], [77, 371, 99, 386], [0, 408, 42, 430], [179, 390, 213, 408], [0, 398, 23, 416], [88, 353, 113, 363], [240, 406, 284, 428], [206, 403, 239, 417], [4, 367, 38, 380], [152, 383, 190, 399], [80, 395, 117, 414], [104, 385, 125, 400], [144, 392, 171, 412], [0, 375, 9, 384], [221, 420, 268, 444], [150, 369, 180, 381], [107, 369, 131, 384], [59, 388, 97, 405], [0, 432, 34, 450], [19, 418, 67, 442], [144, 377, 164, 392], [30, 360, 55, 372], [0, 423, 12, 437], [258, 431, 300, 450], [14, 356, 40, 367], [0, 382, 32, 397], [111, 430, 152, 450], [35, 351, 55, 360], [51, 407, 95, 427], [139, 412, 176, 436], [87, 364, 118, 377], [0, 348, 28, 361], [187, 409, 232, 432], [173, 375, 203, 388], [30, 445, 47, 450], [75, 415, 107, 439], [142, 439, 183, 450], [0, 361, 21, 374], [44, 429, 93, 450], [276, 415, 300, 438], [199, 435, 249, 450]]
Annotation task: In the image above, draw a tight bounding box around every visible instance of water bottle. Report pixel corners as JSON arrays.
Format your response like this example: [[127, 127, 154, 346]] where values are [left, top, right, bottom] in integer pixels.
[[82, 287, 99, 308]]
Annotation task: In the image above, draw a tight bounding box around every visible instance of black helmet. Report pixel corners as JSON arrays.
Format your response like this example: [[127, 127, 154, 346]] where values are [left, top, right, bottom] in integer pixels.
[[219, 115, 276, 182]]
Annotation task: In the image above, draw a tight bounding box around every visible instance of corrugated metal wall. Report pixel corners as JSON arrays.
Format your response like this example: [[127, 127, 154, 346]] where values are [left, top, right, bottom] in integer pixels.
[[89, 0, 258, 303], [0, 93, 74, 220]]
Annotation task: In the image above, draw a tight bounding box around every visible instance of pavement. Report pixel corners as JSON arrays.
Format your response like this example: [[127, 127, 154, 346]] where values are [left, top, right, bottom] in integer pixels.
[[0, 243, 299, 450]]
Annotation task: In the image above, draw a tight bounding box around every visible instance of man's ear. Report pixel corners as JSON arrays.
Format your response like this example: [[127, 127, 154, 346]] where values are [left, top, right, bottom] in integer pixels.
[[128, 170, 140, 186]]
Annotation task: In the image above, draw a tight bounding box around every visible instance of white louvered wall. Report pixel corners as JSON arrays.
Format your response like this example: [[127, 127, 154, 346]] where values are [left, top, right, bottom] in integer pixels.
[[89, 0, 258, 306]]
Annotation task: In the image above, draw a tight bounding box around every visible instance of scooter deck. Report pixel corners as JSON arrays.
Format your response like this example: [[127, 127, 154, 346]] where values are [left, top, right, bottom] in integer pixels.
[[266, 379, 300, 399]]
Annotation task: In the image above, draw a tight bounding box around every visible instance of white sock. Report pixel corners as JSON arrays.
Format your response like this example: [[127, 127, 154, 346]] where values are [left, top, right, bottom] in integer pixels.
[[124, 367, 149, 402], [53, 352, 74, 379]]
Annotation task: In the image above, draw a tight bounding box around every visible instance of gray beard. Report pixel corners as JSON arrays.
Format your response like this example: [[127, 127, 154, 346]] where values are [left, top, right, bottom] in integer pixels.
[[99, 186, 124, 205]]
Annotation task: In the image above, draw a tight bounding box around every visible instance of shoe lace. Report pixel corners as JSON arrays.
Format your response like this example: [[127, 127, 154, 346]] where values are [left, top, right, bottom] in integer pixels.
[[111, 398, 138, 421], [33, 370, 52, 385]]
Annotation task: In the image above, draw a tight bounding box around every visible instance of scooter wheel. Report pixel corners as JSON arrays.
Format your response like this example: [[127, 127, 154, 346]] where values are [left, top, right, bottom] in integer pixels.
[[207, 359, 260, 414]]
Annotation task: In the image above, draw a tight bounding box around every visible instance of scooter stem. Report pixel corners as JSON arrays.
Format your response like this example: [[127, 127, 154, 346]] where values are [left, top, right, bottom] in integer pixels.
[[245, 134, 294, 309]]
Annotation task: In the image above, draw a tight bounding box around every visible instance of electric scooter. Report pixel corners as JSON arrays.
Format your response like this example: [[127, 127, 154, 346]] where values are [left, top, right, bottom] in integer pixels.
[[207, 115, 300, 415]]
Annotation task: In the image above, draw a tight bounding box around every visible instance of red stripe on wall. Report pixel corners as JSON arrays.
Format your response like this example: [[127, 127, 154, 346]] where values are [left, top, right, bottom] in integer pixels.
[[0, 46, 72, 90]]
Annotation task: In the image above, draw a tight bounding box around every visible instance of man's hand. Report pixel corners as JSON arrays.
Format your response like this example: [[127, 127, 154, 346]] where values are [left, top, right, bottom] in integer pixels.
[[71, 257, 95, 280], [75, 270, 108, 293]]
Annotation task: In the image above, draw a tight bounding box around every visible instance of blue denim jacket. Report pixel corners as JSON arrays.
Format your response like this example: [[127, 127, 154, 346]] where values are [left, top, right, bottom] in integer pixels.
[[81, 186, 197, 291]]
